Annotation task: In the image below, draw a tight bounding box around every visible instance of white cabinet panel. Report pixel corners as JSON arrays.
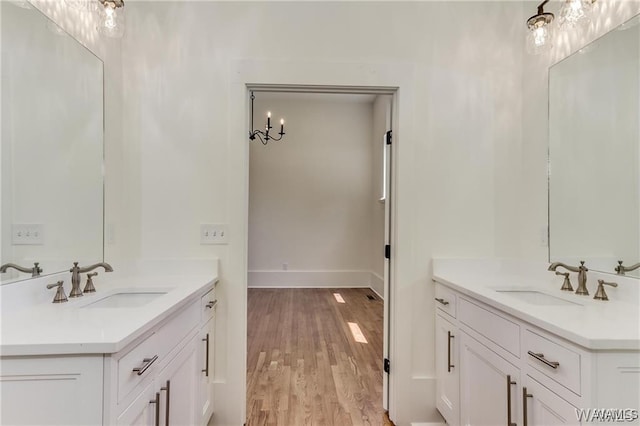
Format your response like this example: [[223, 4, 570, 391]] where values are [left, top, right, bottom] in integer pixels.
[[459, 332, 520, 426], [523, 375, 579, 426], [198, 317, 215, 425], [117, 382, 157, 426], [0, 355, 103, 426], [435, 313, 459, 426], [157, 337, 199, 426]]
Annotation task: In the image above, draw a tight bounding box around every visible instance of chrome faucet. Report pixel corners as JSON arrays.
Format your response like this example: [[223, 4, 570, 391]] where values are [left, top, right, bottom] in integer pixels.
[[615, 260, 640, 276], [0, 262, 42, 277], [69, 262, 113, 298], [548, 261, 589, 295]]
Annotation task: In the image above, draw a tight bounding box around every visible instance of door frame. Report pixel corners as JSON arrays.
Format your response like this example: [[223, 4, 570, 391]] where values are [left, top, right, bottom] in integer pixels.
[[245, 85, 396, 412], [224, 59, 415, 425]]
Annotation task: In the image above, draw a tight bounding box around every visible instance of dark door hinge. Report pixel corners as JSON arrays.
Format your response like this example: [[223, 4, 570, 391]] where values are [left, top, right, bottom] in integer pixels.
[[385, 244, 391, 259], [386, 130, 392, 145], [384, 358, 390, 373]]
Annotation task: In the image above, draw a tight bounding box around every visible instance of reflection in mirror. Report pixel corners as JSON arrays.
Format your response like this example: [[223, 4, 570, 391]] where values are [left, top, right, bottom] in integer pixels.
[[1, 2, 104, 284], [549, 13, 640, 278]]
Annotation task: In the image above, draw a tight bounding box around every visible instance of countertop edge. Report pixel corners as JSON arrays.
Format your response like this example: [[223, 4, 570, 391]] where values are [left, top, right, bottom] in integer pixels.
[[0, 276, 217, 357], [433, 274, 640, 351]]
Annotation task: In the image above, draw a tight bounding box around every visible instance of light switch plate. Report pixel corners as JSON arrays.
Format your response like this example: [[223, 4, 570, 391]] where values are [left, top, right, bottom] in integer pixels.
[[200, 224, 229, 245], [12, 224, 44, 245]]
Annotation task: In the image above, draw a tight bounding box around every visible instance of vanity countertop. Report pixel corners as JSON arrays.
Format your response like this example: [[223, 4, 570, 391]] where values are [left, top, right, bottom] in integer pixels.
[[433, 259, 640, 350], [0, 273, 217, 356]]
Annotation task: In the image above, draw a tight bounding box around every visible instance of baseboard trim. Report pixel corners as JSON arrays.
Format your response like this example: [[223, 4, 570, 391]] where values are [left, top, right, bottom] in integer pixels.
[[248, 270, 372, 287], [370, 272, 384, 299]]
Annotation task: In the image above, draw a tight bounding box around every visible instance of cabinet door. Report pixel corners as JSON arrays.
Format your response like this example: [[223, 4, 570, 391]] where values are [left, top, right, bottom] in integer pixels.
[[198, 317, 215, 425], [157, 337, 199, 426], [436, 313, 459, 426], [523, 375, 579, 426], [459, 332, 520, 426], [117, 382, 158, 426]]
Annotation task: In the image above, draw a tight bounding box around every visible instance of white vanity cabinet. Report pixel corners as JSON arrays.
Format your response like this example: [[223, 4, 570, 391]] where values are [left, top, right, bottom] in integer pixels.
[[197, 289, 217, 425], [0, 280, 217, 426], [433, 281, 640, 426], [435, 284, 459, 426]]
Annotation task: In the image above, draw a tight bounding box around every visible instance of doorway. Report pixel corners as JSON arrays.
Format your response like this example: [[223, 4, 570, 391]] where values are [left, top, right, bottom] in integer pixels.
[[245, 87, 395, 424]]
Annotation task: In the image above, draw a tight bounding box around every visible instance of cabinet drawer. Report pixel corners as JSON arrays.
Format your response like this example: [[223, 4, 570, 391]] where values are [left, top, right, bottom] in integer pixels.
[[524, 329, 582, 395], [200, 287, 217, 324], [117, 301, 200, 405], [458, 297, 520, 357], [435, 283, 457, 318]]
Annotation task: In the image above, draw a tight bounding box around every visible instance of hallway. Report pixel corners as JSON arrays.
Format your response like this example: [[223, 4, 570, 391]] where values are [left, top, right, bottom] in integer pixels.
[[246, 288, 385, 426]]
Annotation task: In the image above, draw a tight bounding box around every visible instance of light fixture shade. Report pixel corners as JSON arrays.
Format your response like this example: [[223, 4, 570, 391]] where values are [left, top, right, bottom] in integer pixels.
[[97, 0, 124, 38], [527, 12, 554, 55], [559, 0, 593, 29]]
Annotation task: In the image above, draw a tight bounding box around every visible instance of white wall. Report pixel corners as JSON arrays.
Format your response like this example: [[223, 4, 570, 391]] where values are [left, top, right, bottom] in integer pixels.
[[248, 93, 376, 288], [119, 2, 524, 424]]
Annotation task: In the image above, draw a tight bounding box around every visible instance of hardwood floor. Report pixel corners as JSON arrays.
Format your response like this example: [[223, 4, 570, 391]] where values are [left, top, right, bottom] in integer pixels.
[[246, 288, 387, 426]]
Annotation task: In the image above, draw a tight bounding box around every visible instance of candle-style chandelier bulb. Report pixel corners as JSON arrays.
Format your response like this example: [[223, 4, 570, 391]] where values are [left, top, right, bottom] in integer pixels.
[[248, 92, 286, 145]]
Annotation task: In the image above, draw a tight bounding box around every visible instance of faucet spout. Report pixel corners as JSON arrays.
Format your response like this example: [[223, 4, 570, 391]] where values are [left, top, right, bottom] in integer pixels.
[[548, 261, 589, 295], [615, 261, 640, 276], [0, 262, 42, 277], [69, 262, 113, 297]]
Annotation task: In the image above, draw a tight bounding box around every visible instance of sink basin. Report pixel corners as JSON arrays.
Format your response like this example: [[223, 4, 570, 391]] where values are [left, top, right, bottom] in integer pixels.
[[81, 292, 168, 309], [494, 290, 582, 306]]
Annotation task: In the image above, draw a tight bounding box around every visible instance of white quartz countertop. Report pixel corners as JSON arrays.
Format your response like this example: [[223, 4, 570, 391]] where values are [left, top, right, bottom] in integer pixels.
[[0, 273, 217, 356], [433, 259, 640, 350]]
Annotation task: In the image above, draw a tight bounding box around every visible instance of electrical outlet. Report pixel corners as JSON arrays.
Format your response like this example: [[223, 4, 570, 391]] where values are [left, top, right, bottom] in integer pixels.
[[12, 224, 44, 245], [200, 224, 229, 245]]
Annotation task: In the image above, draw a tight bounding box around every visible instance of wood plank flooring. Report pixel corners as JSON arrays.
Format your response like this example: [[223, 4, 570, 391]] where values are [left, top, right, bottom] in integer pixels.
[[246, 288, 387, 426]]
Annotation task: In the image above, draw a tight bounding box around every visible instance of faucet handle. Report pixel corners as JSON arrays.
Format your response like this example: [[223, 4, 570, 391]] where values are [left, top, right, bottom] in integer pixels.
[[84, 272, 98, 294], [32, 262, 42, 277], [46, 281, 68, 303], [555, 271, 573, 291], [593, 279, 618, 301]]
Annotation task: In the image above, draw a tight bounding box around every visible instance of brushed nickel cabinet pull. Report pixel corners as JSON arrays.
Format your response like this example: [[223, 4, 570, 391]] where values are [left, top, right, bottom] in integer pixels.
[[522, 387, 533, 426], [435, 298, 450, 306], [527, 351, 559, 369], [160, 380, 170, 426], [149, 392, 160, 426], [205, 300, 218, 309], [202, 333, 210, 376], [133, 355, 158, 376], [507, 375, 517, 426], [447, 331, 454, 372]]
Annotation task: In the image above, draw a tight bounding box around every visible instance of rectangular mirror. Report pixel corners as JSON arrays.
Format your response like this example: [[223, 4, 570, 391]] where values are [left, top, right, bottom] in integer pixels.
[[1, 1, 104, 284], [549, 13, 640, 278]]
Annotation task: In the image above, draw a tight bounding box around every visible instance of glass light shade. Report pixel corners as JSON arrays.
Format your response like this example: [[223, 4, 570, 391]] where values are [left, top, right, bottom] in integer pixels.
[[527, 17, 554, 55], [97, 2, 124, 38], [559, 0, 593, 29]]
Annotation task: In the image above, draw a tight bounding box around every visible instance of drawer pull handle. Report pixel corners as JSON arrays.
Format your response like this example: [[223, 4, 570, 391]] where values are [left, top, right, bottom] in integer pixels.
[[447, 331, 454, 372], [527, 351, 559, 369], [149, 392, 160, 426], [160, 380, 170, 426], [133, 355, 158, 376], [206, 300, 218, 309], [506, 375, 517, 426], [435, 298, 449, 306], [202, 333, 210, 376], [522, 387, 533, 426]]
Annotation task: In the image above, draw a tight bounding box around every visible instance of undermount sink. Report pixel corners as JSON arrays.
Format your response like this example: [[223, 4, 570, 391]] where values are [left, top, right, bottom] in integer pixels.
[[494, 290, 582, 306], [81, 291, 169, 309]]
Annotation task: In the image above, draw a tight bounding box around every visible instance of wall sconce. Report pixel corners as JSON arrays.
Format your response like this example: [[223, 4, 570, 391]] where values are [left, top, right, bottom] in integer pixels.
[[248, 91, 286, 145], [97, 0, 124, 38], [526, 0, 554, 55], [558, 0, 594, 29]]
